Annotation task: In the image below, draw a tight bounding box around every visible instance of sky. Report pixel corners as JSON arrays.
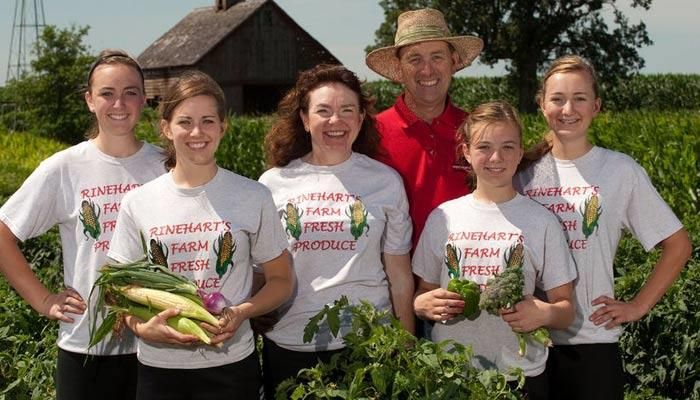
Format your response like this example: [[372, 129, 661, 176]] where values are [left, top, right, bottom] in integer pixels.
[[1, 0, 699, 86]]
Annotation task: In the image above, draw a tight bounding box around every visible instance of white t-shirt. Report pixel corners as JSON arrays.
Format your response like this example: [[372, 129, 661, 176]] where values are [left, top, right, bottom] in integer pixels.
[[0, 140, 165, 355], [258, 153, 412, 351], [413, 194, 576, 377], [515, 146, 683, 345], [108, 167, 288, 369]]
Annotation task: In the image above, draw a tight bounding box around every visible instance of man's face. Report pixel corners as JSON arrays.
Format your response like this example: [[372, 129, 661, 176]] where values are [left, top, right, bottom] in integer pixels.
[[397, 40, 459, 111]]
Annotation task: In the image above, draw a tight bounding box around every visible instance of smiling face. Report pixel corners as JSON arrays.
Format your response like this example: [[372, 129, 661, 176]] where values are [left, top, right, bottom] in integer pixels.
[[300, 82, 365, 165], [161, 94, 226, 171], [397, 40, 459, 114], [540, 70, 601, 145], [464, 121, 523, 191], [85, 63, 145, 138]]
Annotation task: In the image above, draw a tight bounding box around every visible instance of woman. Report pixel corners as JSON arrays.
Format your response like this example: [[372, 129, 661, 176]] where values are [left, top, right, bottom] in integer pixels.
[[108, 70, 293, 400], [516, 55, 692, 399], [0, 49, 165, 400], [413, 101, 576, 399], [258, 64, 414, 397]]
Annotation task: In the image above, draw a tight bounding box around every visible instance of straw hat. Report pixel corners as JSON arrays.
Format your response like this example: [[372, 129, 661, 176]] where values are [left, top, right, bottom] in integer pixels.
[[365, 8, 483, 82]]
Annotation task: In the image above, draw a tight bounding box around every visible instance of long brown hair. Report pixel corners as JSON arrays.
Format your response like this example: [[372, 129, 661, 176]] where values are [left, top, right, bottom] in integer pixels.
[[522, 55, 600, 169], [84, 49, 145, 139], [158, 70, 227, 170], [264, 64, 379, 167], [457, 101, 523, 187]]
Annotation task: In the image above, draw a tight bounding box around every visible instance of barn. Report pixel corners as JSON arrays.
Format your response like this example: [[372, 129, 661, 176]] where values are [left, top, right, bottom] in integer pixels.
[[137, 0, 340, 114]]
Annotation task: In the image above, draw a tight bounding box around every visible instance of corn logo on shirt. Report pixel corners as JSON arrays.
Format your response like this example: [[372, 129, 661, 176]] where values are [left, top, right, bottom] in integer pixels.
[[108, 167, 288, 369], [412, 194, 576, 377], [258, 153, 412, 351], [515, 146, 683, 345], [0, 140, 165, 355]]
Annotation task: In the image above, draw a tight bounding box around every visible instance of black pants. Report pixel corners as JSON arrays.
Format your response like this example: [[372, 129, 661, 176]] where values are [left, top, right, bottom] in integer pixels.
[[56, 349, 137, 400], [261, 337, 343, 400], [136, 351, 262, 400], [547, 343, 624, 400]]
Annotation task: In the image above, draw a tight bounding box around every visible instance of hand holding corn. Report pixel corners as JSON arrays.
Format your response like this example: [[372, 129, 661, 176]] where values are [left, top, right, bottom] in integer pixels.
[[126, 308, 202, 345], [88, 259, 223, 349], [203, 306, 246, 345]]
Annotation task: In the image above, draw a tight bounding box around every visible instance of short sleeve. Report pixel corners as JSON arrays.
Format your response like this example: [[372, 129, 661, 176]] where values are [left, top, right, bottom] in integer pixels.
[[538, 216, 577, 291], [382, 177, 412, 255], [412, 209, 447, 285], [249, 187, 288, 265], [0, 161, 62, 241], [107, 194, 145, 263], [623, 164, 683, 252]]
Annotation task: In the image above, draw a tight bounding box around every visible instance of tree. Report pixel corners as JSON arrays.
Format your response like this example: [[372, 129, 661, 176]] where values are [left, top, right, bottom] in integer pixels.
[[369, 0, 653, 112], [1, 25, 94, 143]]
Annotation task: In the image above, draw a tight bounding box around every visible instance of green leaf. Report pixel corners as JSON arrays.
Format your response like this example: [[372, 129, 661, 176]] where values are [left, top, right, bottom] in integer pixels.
[[88, 310, 118, 349]]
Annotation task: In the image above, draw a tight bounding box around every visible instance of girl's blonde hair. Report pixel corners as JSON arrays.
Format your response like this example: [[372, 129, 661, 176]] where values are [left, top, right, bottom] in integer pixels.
[[523, 55, 600, 168], [457, 101, 523, 187]]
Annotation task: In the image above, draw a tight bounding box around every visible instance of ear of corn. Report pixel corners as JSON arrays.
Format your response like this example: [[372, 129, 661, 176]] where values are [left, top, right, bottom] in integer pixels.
[[284, 203, 303, 240], [580, 194, 603, 238], [119, 286, 219, 326], [81, 200, 97, 226], [149, 238, 169, 267], [586, 194, 599, 225], [347, 198, 369, 240], [444, 244, 461, 279], [285, 203, 298, 226], [88, 258, 212, 351], [214, 231, 236, 278], [506, 243, 524, 269], [127, 305, 212, 345], [351, 200, 364, 224]]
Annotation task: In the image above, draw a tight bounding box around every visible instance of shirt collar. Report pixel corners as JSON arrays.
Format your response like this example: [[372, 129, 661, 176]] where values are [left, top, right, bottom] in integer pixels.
[[394, 93, 464, 127]]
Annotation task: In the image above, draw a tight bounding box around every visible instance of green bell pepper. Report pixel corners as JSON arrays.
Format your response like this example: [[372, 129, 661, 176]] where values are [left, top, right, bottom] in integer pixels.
[[447, 279, 481, 320]]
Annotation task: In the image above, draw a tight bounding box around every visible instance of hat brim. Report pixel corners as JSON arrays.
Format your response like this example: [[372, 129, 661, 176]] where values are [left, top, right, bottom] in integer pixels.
[[365, 36, 484, 82]]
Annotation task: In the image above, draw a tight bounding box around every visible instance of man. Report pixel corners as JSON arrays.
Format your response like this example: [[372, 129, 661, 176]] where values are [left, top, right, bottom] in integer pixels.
[[366, 8, 483, 248]]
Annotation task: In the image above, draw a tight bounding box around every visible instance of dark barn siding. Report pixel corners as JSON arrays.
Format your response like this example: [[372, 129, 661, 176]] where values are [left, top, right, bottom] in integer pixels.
[[139, 0, 339, 114]]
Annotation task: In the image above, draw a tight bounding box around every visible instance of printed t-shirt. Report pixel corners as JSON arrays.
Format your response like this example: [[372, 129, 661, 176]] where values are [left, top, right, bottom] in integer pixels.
[[413, 194, 576, 376], [0, 140, 165, 355], [515, 146, 683, 345], [375, 94, 469, 247], [258, 153, 412, 351], [108, 167, 288, 369]]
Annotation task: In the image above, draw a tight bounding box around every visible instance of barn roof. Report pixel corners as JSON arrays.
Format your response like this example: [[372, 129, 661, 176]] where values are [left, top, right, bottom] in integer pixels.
[[138, 0, 271, 69]]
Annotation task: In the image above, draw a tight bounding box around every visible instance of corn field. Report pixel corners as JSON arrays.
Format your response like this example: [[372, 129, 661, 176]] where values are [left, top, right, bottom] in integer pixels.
[[0, 108, 699, 399]]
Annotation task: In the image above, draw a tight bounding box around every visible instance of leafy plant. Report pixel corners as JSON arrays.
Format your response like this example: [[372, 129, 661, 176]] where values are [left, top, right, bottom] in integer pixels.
[[616, 214, 700, 400], [277, 296, 524, 399], [0, 229, 63, 400], [0, 131, 67, 197]]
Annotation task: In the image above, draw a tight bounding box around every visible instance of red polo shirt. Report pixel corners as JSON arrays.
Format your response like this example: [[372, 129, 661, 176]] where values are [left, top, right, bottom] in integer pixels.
[[375, 94, 471, 248]]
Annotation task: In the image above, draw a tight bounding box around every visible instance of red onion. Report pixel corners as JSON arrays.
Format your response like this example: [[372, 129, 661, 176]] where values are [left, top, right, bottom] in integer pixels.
[[199, 290, 227, 314]]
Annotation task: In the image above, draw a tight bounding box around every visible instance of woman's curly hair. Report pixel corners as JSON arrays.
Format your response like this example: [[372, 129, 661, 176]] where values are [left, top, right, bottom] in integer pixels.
[[264, 64, 379, 167]]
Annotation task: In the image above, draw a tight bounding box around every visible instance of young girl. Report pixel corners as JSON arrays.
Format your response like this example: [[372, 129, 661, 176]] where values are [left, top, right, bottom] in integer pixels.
[[0, 49, 165, 400], [108, 70, 293, 400], [413, 101, 576, 399], [515, 55, 692, 400]]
